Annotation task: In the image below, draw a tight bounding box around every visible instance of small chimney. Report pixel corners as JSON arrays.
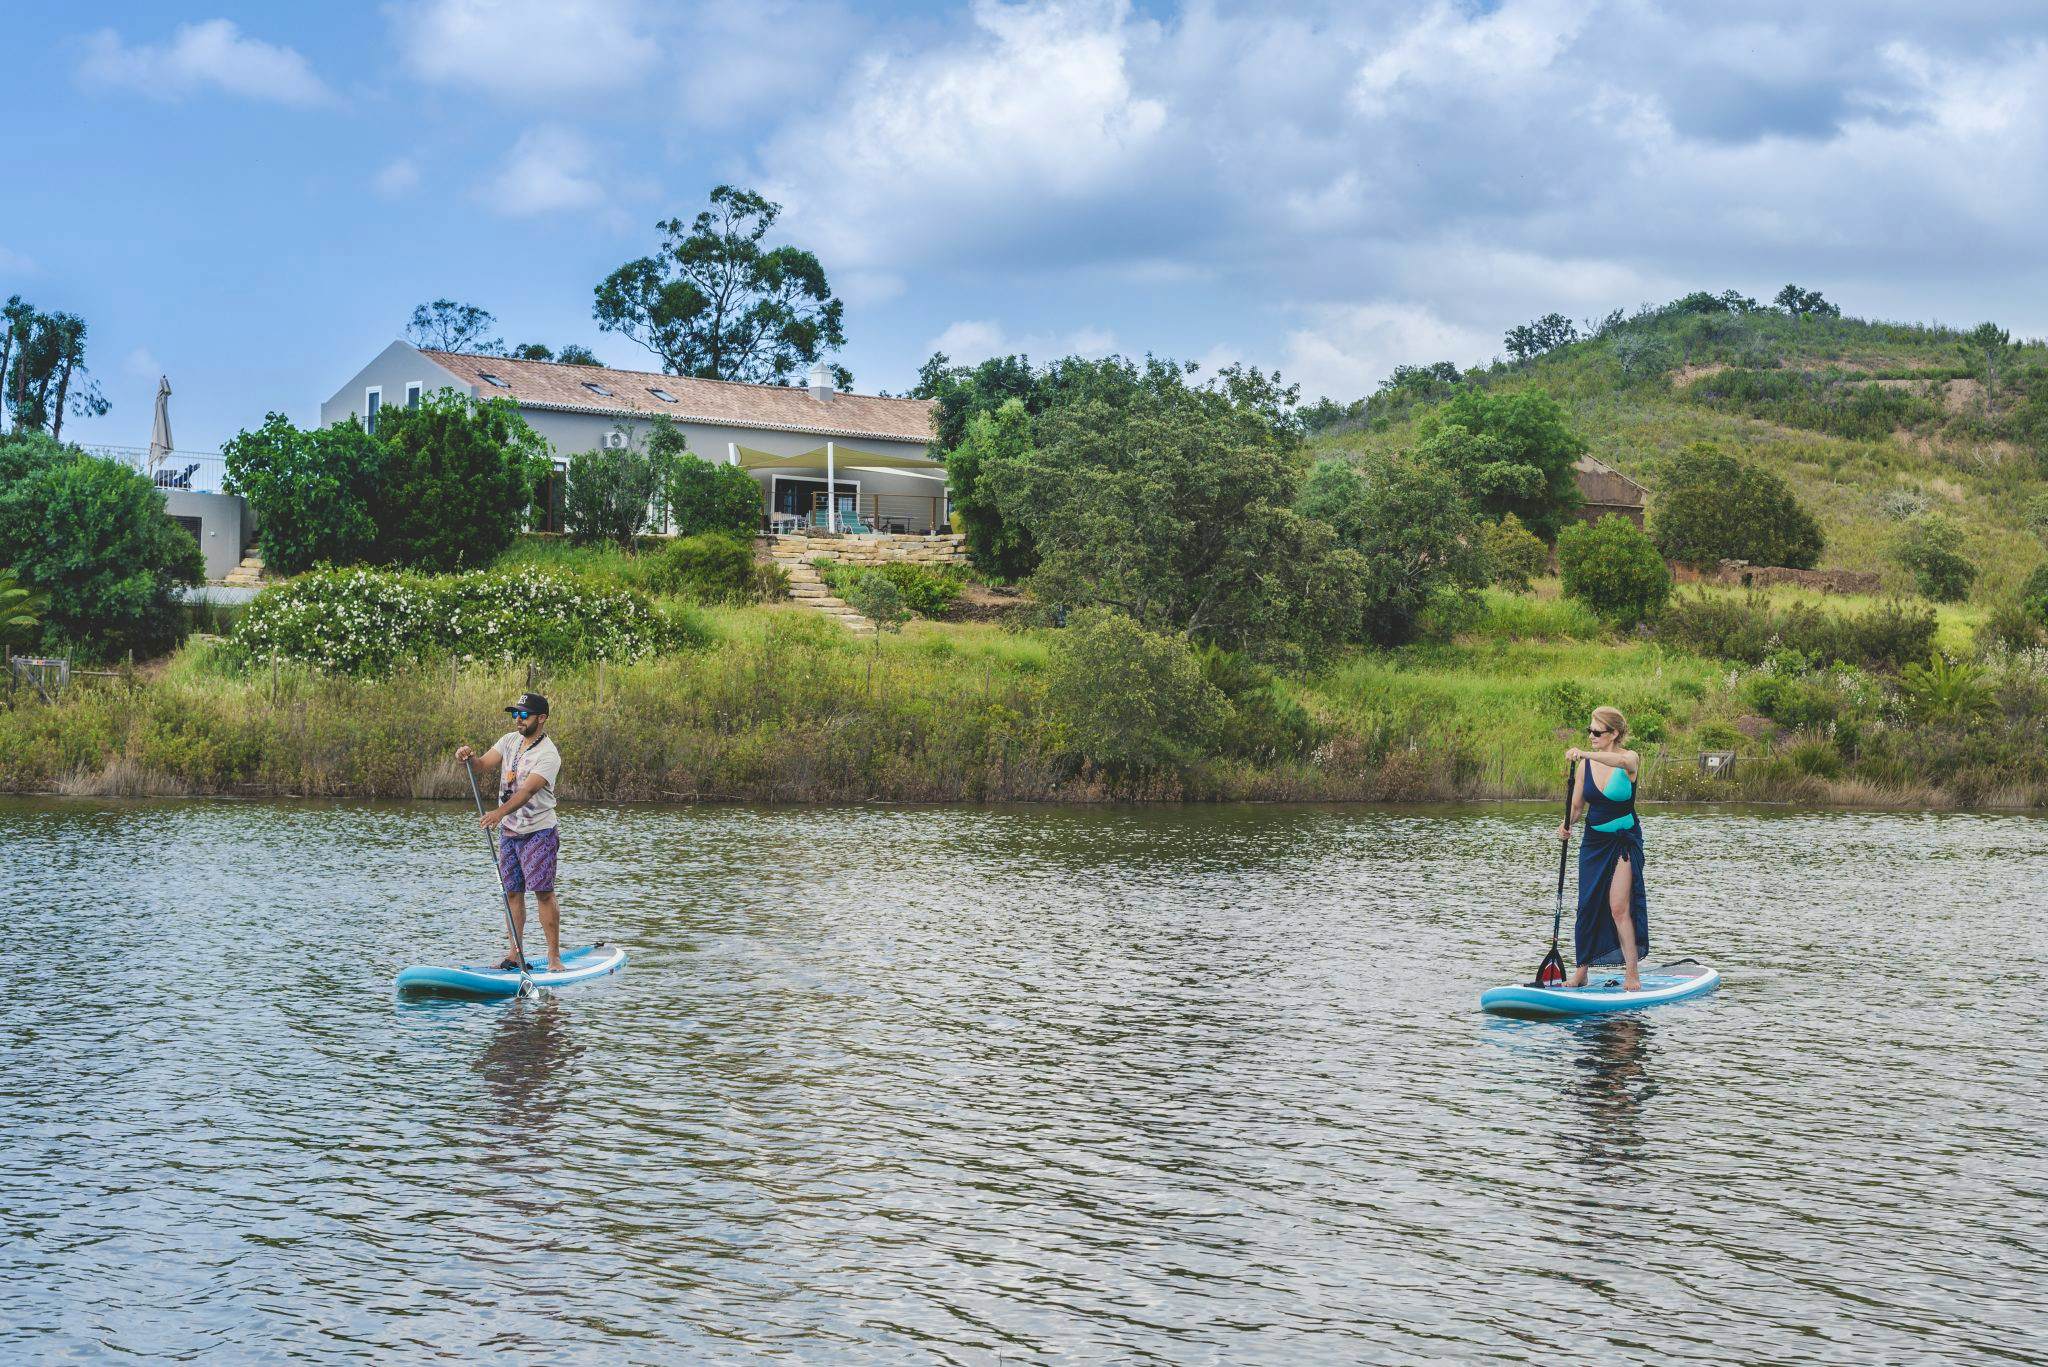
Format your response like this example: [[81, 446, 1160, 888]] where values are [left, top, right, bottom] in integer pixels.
[[808, 362, 835, 402]]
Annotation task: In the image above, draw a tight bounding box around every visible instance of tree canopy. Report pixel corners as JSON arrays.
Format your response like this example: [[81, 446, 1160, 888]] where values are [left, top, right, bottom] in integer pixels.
[[1414, 388, 1585, 540], [1651, 442, 1823, 569], [595, 185, 849, 387], [405, 300, 504, 354], [2, 296, 110, 441]]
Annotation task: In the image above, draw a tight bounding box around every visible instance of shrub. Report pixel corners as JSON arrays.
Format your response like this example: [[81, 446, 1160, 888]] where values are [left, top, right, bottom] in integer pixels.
[[0, 567, 46, 648], [231, 565, 667, 673], [643, 533, 769, 604], [1043, 609, 1228, 777], [368, 392, 550, 570], [222, 413, 382, 574], [0, 452, 203, 662], [2020, 562, 2048, 627], [1298, 452, 1487, 646], [1558, 515, 1671, 627], [1657, 591, 1937, 671], [1979, 596, 2043, 654], [1541, 679, 1592, 723], [1197, 645, 1322, 762], [563, 444, 671, 548], [1894, 515, 1977, 602], [664, 452, 763, 538], [1479, 513, 1550, 591], [1898, 653, 1997, 724], [817, 561, 962, 618], [1650, 441, 1823, 569], [844, 572, 910, 635]]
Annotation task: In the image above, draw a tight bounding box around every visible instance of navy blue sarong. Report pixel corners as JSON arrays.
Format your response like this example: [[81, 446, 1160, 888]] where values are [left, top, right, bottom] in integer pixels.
[[1576, 760, 1650, 967]]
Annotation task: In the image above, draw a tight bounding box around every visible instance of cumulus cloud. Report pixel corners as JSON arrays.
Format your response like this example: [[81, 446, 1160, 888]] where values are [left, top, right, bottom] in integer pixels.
[[393, 0, 658, 99], [374, 158, 422, 198], [671, 0, 865, 127], [481, 127, 604, 216], [751, 0, 2048, 390], [762, 0, 1170, 270], [77, 19, 332, 105]]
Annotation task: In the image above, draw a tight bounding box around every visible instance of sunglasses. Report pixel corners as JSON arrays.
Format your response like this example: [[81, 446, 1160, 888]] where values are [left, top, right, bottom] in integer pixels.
[[510, 710, 533, 720], [1587, 726, 1611, 736]]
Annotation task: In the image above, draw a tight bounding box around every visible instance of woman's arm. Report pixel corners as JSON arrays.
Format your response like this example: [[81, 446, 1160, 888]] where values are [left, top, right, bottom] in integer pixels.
[[1558, 757, 1583, 838]]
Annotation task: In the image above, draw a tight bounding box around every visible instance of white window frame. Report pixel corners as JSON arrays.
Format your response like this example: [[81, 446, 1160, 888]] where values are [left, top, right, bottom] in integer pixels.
[[405, 381, 423, 409], [364, 386, 382, 434]]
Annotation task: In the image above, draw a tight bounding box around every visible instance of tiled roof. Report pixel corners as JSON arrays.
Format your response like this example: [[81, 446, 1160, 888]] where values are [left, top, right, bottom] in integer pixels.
[[420, 349, 938, 444]]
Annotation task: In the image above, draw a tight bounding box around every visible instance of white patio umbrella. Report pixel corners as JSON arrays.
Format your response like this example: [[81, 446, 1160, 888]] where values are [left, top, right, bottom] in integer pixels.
[[148, 376, 173, 473]]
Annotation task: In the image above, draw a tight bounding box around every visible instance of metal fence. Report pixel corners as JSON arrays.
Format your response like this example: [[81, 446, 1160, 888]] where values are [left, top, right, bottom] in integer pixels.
[[84, 444, 231, 495]]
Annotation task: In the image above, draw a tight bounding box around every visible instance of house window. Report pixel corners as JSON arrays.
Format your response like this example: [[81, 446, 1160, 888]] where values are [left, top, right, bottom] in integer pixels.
[[648, 387, 677, 403], [478, 372, 509, 388], [405, 382, 422, 409], [365, 387, 381, 434], [582, 381, 614, 397]]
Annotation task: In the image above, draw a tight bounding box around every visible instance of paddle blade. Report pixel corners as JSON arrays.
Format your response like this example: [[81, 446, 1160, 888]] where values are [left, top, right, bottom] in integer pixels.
[[1534, 946, 1565, 987]]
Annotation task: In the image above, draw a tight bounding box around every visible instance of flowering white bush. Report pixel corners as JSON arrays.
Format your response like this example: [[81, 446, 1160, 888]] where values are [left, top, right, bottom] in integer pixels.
[[232, 566, 667, 674]]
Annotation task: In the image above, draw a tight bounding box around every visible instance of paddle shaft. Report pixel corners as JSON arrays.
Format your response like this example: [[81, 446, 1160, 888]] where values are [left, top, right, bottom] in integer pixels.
[[1553, 763, 1573, 941], [466, 759, 536, 997]]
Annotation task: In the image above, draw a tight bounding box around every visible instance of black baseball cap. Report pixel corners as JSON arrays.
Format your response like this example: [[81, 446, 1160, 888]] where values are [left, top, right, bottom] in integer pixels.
[[505, 692, 550, 715]]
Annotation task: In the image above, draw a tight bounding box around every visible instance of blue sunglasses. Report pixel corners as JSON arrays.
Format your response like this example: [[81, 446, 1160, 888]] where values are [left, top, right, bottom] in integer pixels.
[[510, 709, 533, 719]]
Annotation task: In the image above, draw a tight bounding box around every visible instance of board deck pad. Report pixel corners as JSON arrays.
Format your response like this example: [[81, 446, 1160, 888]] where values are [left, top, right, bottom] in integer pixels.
[[395, 942, 627, 999], [1479, 962, 1718, 1018]]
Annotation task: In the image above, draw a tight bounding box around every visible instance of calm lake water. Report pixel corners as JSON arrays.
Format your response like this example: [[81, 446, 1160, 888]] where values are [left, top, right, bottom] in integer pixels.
[[2, 797, 2042, 1363]]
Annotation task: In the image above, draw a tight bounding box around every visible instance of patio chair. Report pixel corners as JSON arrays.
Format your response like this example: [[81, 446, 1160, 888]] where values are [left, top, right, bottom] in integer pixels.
[[839, 507, 877, 535], [156, 463, 199, 490]]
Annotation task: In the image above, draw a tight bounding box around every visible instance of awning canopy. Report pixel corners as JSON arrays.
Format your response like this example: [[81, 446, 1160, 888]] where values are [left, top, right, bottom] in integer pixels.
[[730, 442, 943, 475]]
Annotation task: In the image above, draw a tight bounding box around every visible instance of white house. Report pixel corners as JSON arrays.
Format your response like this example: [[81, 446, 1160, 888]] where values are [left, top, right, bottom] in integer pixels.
[[319, 342, 949, 534]]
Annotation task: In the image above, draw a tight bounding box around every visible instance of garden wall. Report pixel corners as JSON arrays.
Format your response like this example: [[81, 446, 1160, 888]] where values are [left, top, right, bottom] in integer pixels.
[[758, 532, 971, 568]]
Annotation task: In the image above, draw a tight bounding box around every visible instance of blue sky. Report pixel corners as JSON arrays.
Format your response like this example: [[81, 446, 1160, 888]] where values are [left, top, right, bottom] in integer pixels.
[[7, 0, 2048, 452]]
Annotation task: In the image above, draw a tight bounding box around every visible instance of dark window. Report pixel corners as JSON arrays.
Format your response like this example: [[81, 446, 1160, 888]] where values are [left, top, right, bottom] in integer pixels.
[[406, 382, 422, 409], [648, 387, 677, 403], [366, 389, 381, 434], [170, 515, 203, 544], [478, 372, 509, 388], [582, 381, 614, 397]]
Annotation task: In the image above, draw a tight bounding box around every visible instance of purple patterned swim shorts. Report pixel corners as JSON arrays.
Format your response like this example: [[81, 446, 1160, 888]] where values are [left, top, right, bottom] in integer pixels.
[[497, 826, 559, 894]]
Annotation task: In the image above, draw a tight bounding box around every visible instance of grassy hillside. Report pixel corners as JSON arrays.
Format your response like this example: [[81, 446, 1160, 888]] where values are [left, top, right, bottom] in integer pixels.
[[1307, 299, 2048, 597]]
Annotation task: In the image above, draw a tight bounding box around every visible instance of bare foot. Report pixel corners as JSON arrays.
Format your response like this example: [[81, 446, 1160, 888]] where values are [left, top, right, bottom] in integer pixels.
[[1566, 970, 1589, 988], [547, 959, 567, 973], [1624, 976, 1642, 992]]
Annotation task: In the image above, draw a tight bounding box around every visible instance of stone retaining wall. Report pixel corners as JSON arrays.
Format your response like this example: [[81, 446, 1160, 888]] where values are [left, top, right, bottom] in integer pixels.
[[758, 532, 971, 567], [1677, 560, 1885, 594]]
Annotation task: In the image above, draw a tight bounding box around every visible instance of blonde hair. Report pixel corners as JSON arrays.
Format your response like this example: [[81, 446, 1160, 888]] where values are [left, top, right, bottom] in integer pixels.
[[1592, 705, 1629, 741]]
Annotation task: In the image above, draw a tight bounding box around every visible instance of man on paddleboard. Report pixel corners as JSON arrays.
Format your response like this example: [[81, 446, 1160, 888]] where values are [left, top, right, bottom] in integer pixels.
[[455, 692, 566, 972]]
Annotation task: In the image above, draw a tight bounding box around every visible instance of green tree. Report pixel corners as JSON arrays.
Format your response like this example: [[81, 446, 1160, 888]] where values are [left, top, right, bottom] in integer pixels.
[[1480, 512, 1551, 590], [0, 452, 202, 660], [1415, 388, 1585, 540], [1558, 514, 1671, 627], [594, 185, 849, 387], [644, 532, 765, 603], [1957, 322, 2020, 417], [1504, 312, 1578, 363], [992, 372, 1346, 656], [1, 301, 109, 439], [1774, 284, 1841, 320], [405, 300, 504, 354], [1297, 452, 1487, 645], [1895, 514, 1977, 602], [511, 343, 554, 360], [1043, 609, 1228, 778], [1897, 653, 1996, 724], [368, 392, 549, 570], [563, 442, 673, 549], [555, 344, 600, 366], [222, 413, 384, 574], [946, 399, 1036, 580], [648, 420, 761, 537], [1651, 441, 1823, 569], [512, 342, 602, 365]]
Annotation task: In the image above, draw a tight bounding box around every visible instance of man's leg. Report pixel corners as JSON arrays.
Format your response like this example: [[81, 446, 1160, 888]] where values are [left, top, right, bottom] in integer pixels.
[[504, 891, 530, 965], [535, 891, 564, 971]]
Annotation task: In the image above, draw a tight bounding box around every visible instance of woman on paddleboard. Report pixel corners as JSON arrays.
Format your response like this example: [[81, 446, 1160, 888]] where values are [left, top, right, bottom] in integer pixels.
[[1557, 705, 1648, 992]]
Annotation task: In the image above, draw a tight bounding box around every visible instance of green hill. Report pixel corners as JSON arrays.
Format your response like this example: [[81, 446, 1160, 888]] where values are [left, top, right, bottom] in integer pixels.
[[1305, 295, 2048, 597]]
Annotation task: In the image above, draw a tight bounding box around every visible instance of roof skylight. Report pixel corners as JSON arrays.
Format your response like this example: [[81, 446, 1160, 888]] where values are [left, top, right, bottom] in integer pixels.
[[478, 372, 509, 388], [582, 381, 614, 397], [649, 387, 677, 402]]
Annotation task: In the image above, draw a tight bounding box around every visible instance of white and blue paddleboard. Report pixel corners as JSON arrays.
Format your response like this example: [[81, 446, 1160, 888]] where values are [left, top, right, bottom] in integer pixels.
[[395, 942, 627, 1000], [1480, 961, 1718, 1019]]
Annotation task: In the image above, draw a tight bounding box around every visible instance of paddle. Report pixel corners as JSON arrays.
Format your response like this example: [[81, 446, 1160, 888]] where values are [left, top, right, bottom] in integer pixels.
[[1533, 763, 1573, 987], [466, 761, 539, 1000]]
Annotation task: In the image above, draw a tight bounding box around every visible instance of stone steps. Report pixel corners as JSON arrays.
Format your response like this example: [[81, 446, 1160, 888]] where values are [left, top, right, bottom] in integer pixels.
[[766, 555, 872, 633], [219, 552, 267, 588]]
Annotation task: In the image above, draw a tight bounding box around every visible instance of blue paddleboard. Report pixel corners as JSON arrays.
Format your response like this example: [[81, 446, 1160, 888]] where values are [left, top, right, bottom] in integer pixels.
[[1480, 961, 1719, 1018], [395, 942, 627, 999]]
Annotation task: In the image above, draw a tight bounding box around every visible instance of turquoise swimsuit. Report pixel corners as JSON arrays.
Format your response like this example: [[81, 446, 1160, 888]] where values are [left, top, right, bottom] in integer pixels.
[[1585, 762, 1636, 833]]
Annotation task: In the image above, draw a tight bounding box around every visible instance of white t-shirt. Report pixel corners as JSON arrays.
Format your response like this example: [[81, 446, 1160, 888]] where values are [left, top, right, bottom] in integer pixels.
[[494, 732, 561, 836]]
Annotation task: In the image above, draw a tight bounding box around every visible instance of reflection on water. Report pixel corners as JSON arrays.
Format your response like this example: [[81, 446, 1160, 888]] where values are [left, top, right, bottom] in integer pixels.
[[1, 797, 2043, 1362], [1568, 1015, 1656, 1170]]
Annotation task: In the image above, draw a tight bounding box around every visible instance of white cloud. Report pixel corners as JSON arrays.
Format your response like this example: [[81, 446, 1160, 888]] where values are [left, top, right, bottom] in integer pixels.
[[927, 319, 1117, 366], [1353, 0, 1593, 114], [1282, 302, 1497, 402], [77, 20, 332, 106], [394, 0, 658, 99], [671, 1, 864, 127], [762, 0, 1169, 269], [374, 158, 422, 198], [481, 127, 604, 216]]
